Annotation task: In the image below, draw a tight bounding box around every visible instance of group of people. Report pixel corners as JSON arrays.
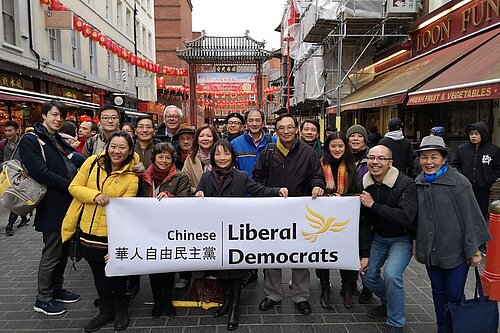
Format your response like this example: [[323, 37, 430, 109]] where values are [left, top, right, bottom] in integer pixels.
[[4, 99, 499, 333]]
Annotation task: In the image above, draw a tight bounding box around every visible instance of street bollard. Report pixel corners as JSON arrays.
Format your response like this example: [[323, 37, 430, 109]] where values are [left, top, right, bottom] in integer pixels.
[[481, 200, 500, 300]]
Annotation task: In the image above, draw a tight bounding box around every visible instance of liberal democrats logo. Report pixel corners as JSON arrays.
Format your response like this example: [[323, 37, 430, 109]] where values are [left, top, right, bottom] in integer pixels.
[[302, 205, 350, 243]]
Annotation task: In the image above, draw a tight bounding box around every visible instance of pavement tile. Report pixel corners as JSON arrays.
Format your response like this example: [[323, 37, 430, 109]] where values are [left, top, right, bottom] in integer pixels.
[[313, 324, 349, 333]]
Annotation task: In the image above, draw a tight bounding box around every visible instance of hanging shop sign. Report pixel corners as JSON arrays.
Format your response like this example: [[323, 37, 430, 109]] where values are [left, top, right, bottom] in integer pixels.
[[45, 11, 73, 29], [62, 89, 77, 100], [105, 197, 360, 276], [407, 83, 500, 105], [411, 0, 500, 56], [387, 0, 417, 14], [0, 75, 24, 90]]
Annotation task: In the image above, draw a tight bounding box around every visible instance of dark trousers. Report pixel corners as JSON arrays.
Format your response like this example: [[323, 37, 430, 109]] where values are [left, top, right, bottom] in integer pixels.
[[149, 272, 175, 304], [88, 260, 127, 314], [426, 262, 469, 333], [37, 232, 68, 302], [316, 269, 358, 288], [7, 212, 18, 227]]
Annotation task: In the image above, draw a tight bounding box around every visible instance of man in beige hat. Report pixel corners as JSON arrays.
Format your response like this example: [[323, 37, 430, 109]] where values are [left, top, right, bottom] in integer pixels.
[[173, 123, 195, 170]]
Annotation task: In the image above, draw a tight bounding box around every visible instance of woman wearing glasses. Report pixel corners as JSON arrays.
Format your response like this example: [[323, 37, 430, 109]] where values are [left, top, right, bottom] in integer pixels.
[[318, 132, 359, 309]]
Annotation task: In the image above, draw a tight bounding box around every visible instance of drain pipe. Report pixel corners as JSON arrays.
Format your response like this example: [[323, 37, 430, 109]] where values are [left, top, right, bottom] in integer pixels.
[[27, 0, 42, 70]]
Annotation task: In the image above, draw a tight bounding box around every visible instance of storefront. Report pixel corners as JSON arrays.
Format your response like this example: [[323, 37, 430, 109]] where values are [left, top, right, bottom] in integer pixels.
[[327, 0, 500, 152]]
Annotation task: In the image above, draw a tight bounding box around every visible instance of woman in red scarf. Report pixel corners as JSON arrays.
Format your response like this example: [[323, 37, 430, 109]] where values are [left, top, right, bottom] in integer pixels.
[[139, 142, 191, 318], [318, 132, 359, 309]]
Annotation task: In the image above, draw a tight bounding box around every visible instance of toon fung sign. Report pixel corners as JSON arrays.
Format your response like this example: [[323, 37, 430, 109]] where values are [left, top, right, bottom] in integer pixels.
[[105, 197, 360, 277]]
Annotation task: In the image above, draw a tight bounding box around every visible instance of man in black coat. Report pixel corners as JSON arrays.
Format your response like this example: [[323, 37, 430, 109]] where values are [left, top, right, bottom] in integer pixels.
[[155, 105, 182, 144], [359, 145, 417, 333], [452, 121, 500, 219], [253, 114, 325, 316], [19, 101, 81, 316], [379, 117, 414, 175]]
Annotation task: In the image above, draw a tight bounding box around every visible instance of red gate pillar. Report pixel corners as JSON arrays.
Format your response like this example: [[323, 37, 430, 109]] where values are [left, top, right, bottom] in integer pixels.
[[481, 200, 500, 300], [189, 63, 197, 127]]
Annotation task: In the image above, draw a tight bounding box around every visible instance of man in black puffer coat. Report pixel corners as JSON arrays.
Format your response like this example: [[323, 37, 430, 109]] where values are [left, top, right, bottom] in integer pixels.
[[452, 121, 500, 218]]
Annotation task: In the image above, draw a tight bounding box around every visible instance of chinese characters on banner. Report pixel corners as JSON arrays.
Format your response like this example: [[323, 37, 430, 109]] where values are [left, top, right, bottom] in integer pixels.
[[105, 197, 360, 277]]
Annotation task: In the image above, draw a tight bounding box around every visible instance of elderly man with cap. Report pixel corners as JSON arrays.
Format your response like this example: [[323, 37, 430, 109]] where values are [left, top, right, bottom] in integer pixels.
[[379, 117, 414, 175], [173, 123, 195, 170], [226, 112, 245, 142]]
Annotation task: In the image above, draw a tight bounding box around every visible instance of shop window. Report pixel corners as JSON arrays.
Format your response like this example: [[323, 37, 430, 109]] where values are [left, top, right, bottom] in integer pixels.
[[126, 8, 132, 37], [89, 39, 97, 75], [117, 0, 122, 30], [2, 0, 15, 45], [48, 29, 61, 62], [71, 30, 81, 70], [445, 101, 478, 137], [107, 51, 114, 81], [105, 0, 111, 20]]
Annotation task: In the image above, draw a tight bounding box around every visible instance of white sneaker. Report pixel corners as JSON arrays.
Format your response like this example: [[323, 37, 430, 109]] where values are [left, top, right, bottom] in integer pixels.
[[288, 278, 292, 289], [175, 278, 188, 290]]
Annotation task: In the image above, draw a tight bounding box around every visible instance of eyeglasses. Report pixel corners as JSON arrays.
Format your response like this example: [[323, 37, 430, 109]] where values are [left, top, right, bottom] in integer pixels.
[[165, 115, 180, 119], [227, 121, 242, 126], [136, 126, 153, 130], [277, 126, 296, 133], [367, 156, 392, 162], [100, 116, 119, 122]]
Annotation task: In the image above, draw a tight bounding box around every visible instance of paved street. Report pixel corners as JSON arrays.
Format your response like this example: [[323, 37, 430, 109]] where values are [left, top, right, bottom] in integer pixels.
[[0, 204, 492, 333]]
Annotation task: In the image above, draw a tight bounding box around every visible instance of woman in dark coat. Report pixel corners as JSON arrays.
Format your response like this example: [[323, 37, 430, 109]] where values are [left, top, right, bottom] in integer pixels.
[[415, 135, 491, 333], [139, 142, 191, 318], [195, 140, 287, 331]]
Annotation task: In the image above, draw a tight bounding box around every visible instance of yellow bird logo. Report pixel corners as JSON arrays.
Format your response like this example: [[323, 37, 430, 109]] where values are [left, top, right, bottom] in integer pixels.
[[302, 205, 350, 243]]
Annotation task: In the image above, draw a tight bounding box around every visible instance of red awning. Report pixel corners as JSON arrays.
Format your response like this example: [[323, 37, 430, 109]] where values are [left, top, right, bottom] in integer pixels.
[[327, 27, 499, 114], [407, 29, 500, 105], [0, 86, 100, 109]]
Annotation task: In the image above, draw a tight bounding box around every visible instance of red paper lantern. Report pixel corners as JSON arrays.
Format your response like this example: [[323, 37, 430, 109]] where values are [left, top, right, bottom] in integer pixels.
[[90, 29, 99, 41], [105, 39, 113, 51], [136, 58, 142, 68], [98, 34, 107, 46], [129, 55, 137, 65], [123, 51, 130, 62], [82, 25, 91, 38], [111, 43, 118, 54], [60, 5, 68, 11], [162, 66, 167, 75], [74, 16, 84, 32], [40, 0, 51, 5], [157, 76, 165, 89], [121, 48, 127, 59], [51, 0, 62, 10], [116, 46, 123, 57]]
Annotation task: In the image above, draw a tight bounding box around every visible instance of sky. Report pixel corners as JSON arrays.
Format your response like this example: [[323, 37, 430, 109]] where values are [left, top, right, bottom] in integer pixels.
[[191, 0, 287, 51]]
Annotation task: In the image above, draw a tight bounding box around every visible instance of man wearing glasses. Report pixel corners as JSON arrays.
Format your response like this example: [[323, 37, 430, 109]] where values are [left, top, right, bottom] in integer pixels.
[[359, 145, 417, 333], [225, 112, 245, 142], [155, 105, 183, 144], [253, 113, 325, 316], [83, 105, 121, 158]]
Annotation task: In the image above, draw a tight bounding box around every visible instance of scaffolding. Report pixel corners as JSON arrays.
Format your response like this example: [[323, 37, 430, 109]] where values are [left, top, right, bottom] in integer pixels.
[[285, 0, 417, 126]]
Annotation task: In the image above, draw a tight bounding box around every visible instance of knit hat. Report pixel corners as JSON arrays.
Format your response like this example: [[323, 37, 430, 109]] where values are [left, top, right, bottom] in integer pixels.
[[346, 124, 368, 143]]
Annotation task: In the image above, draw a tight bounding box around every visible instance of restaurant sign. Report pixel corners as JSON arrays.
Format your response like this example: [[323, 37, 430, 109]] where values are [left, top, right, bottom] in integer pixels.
[[411, 0, 500, 55]]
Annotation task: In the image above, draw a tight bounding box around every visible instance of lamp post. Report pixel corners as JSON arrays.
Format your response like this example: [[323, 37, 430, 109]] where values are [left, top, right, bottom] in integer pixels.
[[283, 34, 294, 113]]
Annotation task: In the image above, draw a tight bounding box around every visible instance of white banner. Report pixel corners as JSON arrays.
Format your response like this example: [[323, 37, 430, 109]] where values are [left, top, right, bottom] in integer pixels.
[[105, 197, 360, 277]]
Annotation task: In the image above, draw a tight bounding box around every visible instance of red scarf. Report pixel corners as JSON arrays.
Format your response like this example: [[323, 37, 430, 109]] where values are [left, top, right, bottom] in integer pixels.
[[144, 163, 177, 197]]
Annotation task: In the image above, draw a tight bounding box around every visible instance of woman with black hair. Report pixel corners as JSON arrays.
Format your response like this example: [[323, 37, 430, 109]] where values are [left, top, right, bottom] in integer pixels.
[[318, 132, 360, 309], [62, 131, 140, 332], [195, 140, 288, 331], [139, 142, 191, 318]]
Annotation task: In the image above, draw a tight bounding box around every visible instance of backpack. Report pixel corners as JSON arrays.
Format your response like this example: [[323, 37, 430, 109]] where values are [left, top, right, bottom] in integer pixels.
[[0, 133, 47, 216]]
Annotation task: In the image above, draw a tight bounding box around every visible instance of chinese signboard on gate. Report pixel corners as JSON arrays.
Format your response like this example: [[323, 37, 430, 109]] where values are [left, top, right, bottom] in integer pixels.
[[197, 72, 255, 91], [411, 0, 500, 56], [105, 197, 360, 277]]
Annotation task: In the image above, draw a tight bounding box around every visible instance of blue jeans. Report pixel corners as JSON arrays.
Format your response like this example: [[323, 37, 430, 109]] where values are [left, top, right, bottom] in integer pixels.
[[362, 233, 412, 328], [426, 262, 469, 333]]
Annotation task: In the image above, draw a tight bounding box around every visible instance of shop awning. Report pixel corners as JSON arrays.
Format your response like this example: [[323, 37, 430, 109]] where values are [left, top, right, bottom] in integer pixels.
[[0, 86, 100, 109], [407, 30, 500, 105], [326, 27, 500, 113]]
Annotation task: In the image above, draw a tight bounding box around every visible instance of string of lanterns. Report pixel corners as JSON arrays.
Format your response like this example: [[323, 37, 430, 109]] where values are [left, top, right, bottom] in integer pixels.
[[40, 0, 188, 77]]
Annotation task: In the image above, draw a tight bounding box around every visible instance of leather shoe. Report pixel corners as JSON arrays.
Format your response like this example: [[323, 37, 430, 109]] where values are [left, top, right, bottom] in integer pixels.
[[295, 300, 312, 315], [259, 297, 280, 311]]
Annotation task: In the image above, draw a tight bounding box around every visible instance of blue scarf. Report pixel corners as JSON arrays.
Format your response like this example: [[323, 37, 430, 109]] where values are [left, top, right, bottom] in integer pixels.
[[424, 165, 448, 183]]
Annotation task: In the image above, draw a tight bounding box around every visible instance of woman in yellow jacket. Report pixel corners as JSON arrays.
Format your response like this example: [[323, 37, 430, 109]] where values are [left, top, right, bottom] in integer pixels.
[[62, 131, 139, 332]]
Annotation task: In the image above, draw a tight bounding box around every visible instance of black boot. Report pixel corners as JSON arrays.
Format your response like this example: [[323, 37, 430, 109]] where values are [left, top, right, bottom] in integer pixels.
[[163, 273, 176, 318], [84, 299, 113, 332], [340, 284, 353, 308], [214, 279, 232, 318], [113, 292, 129, 331], [318, 270, 333, 310], [227, 278, 241, 331]]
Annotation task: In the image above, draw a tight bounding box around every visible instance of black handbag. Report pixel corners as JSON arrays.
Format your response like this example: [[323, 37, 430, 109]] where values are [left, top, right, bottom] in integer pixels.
[[444, 266, 499, 333], [68, 227, 82, 264]]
